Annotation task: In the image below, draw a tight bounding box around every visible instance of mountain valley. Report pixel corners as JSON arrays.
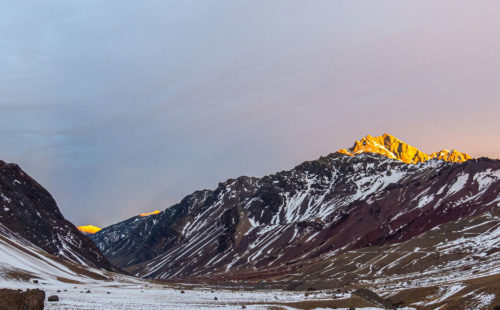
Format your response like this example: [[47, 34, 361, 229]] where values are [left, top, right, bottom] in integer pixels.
[[3, 133, 500, 309]]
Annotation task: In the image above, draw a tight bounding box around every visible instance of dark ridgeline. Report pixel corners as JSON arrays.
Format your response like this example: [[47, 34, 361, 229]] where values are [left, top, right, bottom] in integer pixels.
[[0, 160, 116, 271]]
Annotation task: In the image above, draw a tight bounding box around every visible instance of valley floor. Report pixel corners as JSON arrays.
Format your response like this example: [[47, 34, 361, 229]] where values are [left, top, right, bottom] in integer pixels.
[[3, 220, 500, 309], [0, 224, 388, 309], [1, 277, 388, 309]]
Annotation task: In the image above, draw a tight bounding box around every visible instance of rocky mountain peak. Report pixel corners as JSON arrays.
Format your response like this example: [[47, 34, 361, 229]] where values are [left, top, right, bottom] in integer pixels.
[[429, 148, 472, 163], [338, 133, 470, 164]]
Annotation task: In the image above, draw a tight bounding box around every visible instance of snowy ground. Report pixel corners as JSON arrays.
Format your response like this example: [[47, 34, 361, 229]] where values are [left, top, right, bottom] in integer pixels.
[[1, 277, 386, 309], [0, 229, 387, 309], [1, 279, 314, 309]]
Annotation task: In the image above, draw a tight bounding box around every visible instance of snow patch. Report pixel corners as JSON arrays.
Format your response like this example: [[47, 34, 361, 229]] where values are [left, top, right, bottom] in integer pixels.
[[447, 174, 469, 196]]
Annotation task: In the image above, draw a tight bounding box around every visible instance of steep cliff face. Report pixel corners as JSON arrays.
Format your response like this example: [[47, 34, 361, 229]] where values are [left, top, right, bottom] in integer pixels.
[[0, 160, 116, 271], [91, 134, 500, 281], [338, 133, 471, 164]]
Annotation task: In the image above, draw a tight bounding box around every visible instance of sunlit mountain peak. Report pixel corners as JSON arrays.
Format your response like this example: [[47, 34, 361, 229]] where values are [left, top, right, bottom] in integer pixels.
[[139, 210, 161, 217], [77, 225, 102, 234], [338, 133, 471, 164]]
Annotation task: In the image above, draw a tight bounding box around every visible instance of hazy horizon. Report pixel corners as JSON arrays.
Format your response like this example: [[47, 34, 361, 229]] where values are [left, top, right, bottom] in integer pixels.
[[2, 1, 500, 227]]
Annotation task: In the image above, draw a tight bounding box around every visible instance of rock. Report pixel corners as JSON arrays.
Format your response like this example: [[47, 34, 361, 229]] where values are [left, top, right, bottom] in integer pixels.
[[181, 290, 185, 294], [214, 297, 218, 300], [24, 290, 46, 310], [57, 290, 61, 293], [352, 289, 396, 310], [242, 306, 246, 309], [0, 288, 45, 310], [32, 280, 38, 284], [107, 292, 111, 294], [48, 295, 59, 302], [85, 290, 91, 293]]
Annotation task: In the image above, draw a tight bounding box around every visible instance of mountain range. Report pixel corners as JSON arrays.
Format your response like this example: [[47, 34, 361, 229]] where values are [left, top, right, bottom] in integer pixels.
[[3, 133, 500, 308], [88, 133, 500, 292]]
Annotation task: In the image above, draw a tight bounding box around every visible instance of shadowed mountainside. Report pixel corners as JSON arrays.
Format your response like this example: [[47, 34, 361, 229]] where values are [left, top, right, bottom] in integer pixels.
[[0, 160, 116, 271]]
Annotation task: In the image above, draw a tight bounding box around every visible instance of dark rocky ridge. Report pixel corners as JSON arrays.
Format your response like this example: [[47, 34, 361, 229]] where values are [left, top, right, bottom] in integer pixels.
[[0, 160, 116, 271], [92, 150, 500, 280]]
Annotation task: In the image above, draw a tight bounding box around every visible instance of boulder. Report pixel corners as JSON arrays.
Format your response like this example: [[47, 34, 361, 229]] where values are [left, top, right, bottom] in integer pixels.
[[0, 288, 45, 310], [47, 295, 59, 302]]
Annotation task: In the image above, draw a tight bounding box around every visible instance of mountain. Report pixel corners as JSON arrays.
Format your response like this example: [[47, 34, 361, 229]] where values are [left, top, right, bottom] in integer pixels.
[[0, 160, 116, 271], [0, 222, 116, 286], [338, 133, 471, 163], [90, 134, 499, 284], [78, 225, 102, 234]]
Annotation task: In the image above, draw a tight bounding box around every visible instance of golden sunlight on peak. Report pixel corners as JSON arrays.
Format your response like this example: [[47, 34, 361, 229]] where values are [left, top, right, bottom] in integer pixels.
[[140, 210, 161, 217], [77, 225, 102, 234], [338, 134, 471, 164]]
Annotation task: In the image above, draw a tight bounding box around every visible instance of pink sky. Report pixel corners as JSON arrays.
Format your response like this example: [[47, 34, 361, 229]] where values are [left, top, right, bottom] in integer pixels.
[[1, 0, 500, 226]]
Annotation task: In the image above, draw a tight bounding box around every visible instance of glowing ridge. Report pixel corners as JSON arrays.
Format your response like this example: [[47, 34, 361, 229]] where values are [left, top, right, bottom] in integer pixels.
[[77, 225, 102, 234], [140, 210, 161, 217], [338, 133, 471, 164]]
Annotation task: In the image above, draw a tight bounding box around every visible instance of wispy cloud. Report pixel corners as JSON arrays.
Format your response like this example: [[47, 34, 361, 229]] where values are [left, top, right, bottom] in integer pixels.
[[1, 0, 500, 226]]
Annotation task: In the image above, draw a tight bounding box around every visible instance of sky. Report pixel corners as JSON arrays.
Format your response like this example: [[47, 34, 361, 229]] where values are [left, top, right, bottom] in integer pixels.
[[1, 1, 500, 227]]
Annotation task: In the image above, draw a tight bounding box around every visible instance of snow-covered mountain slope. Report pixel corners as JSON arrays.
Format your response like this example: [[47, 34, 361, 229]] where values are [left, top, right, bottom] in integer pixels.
[[2, 226, 353, 310], [0, 159, 116, 271], [3, 218, 500, 309], [0, 224, 113, 285], [91, 134, 500, 281], [239, 209, 500, 309]]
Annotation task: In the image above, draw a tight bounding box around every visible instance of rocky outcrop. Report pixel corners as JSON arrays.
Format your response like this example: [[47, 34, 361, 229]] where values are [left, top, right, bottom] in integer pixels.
[[353, 289, 396, 309]]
